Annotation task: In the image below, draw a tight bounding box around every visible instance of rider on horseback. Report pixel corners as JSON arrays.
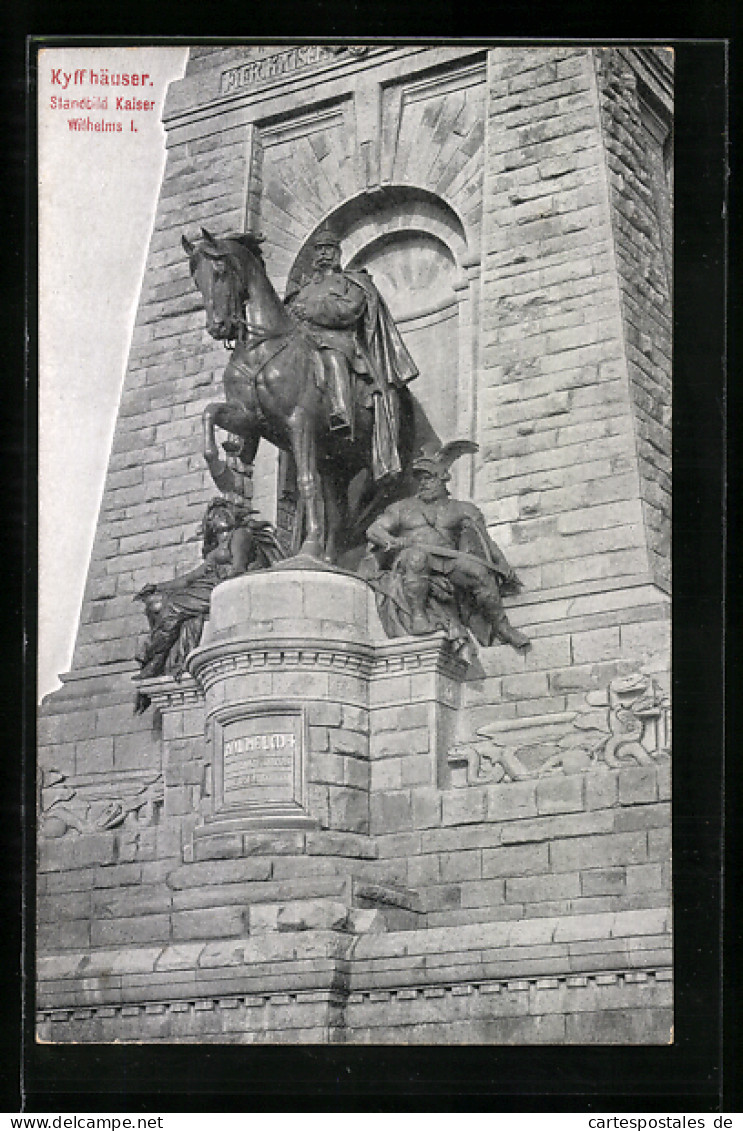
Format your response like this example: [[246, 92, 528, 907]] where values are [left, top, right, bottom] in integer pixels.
[[285, 224, 418, 481]]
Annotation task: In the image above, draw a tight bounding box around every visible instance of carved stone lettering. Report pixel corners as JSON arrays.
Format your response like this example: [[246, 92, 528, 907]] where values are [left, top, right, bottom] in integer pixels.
[[220, 46, 338, 95], [219, 714, 302, 811]]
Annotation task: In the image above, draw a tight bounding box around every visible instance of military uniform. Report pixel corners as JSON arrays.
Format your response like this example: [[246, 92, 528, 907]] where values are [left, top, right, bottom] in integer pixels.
[[285, 226, 417, 480]]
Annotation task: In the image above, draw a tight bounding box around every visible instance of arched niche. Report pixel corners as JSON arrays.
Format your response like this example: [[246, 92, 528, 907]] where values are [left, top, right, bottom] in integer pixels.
[[265, 186, 481, 537]]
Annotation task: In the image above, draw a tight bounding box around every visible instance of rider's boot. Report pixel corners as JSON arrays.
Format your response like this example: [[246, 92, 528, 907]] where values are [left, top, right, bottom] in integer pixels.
[[326, 353, 353, 438]]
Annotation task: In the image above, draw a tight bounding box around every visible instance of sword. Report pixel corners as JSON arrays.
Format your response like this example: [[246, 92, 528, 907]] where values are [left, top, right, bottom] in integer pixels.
[[374, 540, 510, 579]]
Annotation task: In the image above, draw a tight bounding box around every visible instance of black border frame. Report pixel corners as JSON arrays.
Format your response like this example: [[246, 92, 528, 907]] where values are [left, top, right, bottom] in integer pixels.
[[6, 28, 731, 1112]]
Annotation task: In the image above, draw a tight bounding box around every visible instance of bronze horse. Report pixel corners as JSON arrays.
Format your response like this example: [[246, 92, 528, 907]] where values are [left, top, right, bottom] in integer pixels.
[[182, 229, 416, 563]]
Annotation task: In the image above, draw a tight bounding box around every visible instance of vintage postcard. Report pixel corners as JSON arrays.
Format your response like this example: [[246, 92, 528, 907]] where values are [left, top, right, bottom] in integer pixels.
[[36, 42, 680, 1052]]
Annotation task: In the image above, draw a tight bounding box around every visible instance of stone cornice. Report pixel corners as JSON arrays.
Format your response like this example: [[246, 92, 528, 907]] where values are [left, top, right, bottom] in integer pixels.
[[37, 966, 672, 1023]]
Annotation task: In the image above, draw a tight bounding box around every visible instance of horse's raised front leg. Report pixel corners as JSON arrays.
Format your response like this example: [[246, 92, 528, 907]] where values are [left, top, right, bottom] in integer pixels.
[[202, 401, 261, 499], [288, 409, 324, 559], [202, 401, 258, 462]]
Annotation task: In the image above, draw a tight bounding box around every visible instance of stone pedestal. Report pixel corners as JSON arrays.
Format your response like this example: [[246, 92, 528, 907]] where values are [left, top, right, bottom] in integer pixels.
[[187, 567, 375, 835], [141, 565, 468, 850]]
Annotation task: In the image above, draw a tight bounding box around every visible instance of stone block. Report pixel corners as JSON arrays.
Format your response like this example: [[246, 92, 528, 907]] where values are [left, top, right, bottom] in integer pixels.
[[307, 701, 343, 727], [37, 918, 91, 950], [614, 803, 669, 832], [166, 858, 272, 890], [328, 786, 369, 834], [372, 758, 403, 791], [193, 834, 244, 862], [407, 854, 442, 886], [584, 771, 619, 810], [171, 906, 246, 941], [91, 886, 172, 919], [501, 808, 614, 845], [482, 843, 550, 878], [164, 784, 196, 818], [580, 866, 626, 896], [657, 761, 671, 800], [439, 848, 482, 883], [270, 671, 330, 699], [625, 863, 664, 895], [442, 790, 487, 826], [369, 676, 412, 708], [501, 672, 550, 700], [341, 704, 370, 732], [93, 862, 143, 888], [308, 783, 330, 827], [37, 838, 77, 873], [647, 827, 671, 859], [91, 913, 171, 948], [487, 780, 538, 821], [400, 753, 433, 787], [458, 878, 507, 908], [74, 737, 115, 775], [619, 620, 670, 658], [275, 900, 350, 933], [535, 775, 584, 815], [370, 791, 412, 835], [370, 727, 430, 760], [241, 833, 306, 856], [310, 750, 347, 786], [37, 890, 90, 922], [420, 884, 462, 912], [305, 831, 377, 860], [506, 871, 581, 903], [308, 725, 330, 754], [420, 825, 501, 853], [260, 854, 344, 881], [523, 634, 572, 670], [412, 788, 443, 829], [38, 711, 97, 745], [617, 766, 659, 805], [571, 626, 621, 663], [343, 757, 370, 790], [564, 1007, 673, 1044], [478, 1013, 568, 1044], [549, 830, 647, 872]]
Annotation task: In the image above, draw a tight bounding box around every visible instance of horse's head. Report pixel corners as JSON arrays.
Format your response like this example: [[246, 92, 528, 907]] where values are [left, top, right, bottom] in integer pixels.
[[182, 228, 266, 342]]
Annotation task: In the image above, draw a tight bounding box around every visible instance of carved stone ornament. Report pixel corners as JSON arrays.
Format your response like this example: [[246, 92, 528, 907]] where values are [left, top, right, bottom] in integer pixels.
[[39, 770, 164, 839], [448, 672, 671, 787]]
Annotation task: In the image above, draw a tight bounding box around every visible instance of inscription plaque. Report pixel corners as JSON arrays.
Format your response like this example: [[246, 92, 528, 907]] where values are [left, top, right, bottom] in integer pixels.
[[220, 46, 337, 96], [211, 705, 307, 823]]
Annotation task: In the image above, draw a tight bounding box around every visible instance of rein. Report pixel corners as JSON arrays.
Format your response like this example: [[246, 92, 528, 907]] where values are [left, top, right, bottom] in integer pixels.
[[228, 327, 299, 431]]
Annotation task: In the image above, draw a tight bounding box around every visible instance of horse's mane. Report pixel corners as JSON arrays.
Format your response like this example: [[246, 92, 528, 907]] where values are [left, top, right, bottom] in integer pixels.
[[225, 232, 266, 268], [185, 230, 266, 275]]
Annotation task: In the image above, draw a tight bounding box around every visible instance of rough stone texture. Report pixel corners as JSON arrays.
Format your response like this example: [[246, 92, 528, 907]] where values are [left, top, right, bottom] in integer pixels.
[[37, 909, 671, 1044], [38, 45, 672, 1044]]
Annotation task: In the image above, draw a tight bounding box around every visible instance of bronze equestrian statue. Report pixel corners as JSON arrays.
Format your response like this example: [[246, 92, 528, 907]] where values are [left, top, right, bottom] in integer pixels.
[[182, 227, 418, 563]]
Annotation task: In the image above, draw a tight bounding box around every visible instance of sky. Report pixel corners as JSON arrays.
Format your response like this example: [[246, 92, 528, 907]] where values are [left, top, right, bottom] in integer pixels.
[[38, 46, 189, 700]]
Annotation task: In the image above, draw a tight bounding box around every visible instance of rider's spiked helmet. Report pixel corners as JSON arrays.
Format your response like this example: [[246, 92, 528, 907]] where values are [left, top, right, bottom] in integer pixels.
[[311, 223, 342, 249]]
